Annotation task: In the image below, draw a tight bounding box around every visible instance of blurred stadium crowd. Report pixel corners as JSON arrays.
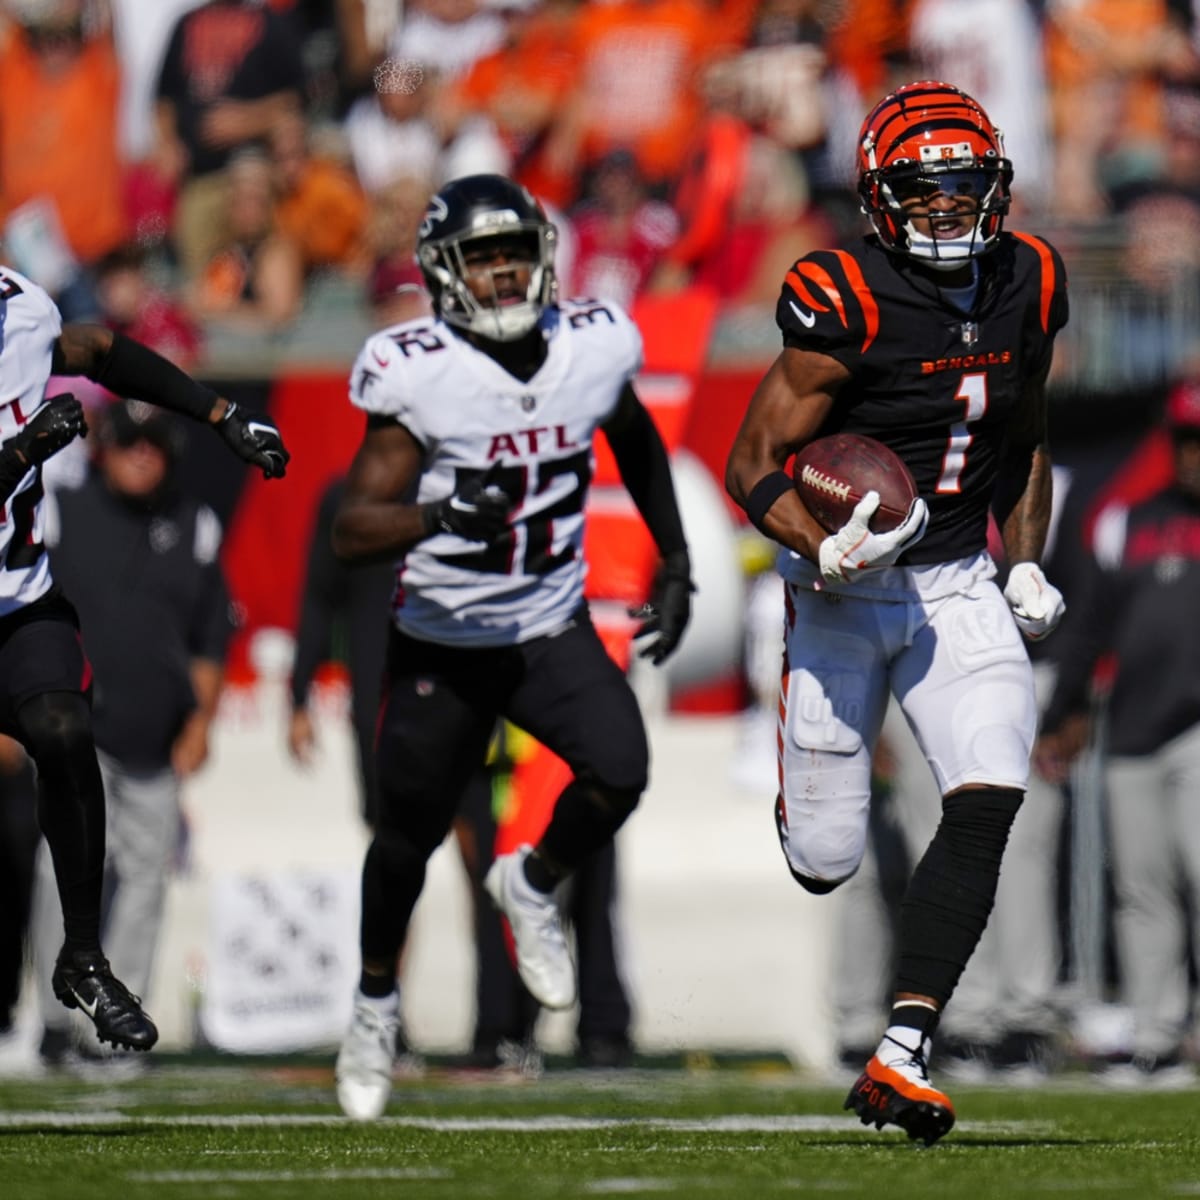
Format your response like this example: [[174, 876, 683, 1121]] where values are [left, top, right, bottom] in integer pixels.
[[2, 0, 1198, 390], [4, 0, 1200, 1086]]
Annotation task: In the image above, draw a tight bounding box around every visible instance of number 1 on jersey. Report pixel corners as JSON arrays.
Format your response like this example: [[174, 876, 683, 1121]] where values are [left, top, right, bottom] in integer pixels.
[[937, 373, 988, 494]]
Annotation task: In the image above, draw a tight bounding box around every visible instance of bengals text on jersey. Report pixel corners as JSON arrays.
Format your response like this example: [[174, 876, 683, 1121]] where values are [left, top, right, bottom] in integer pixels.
[[775, 230, 1067, 566]]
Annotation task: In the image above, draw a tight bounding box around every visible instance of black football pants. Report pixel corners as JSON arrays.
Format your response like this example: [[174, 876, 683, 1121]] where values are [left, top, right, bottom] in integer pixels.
[[361, 609, 649, 966]]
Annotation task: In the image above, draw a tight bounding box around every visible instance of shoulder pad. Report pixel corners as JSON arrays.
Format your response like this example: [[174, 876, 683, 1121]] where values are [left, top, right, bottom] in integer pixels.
[[776, 249, 879, 356], [1007, 232, 1069, 336]]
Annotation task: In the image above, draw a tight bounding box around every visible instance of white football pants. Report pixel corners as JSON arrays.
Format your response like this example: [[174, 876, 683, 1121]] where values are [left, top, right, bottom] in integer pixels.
[[776, 569, 1037, 886]]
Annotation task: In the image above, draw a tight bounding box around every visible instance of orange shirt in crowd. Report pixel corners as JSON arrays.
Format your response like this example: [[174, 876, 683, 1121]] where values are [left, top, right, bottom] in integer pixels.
[[827, 0, 912, 100], [450, 3, 581, 206], [275, 157, 370, 271], [568, 0, 730, 187], [1044, 0, 1176, 146], [0, 24, 125, 264]]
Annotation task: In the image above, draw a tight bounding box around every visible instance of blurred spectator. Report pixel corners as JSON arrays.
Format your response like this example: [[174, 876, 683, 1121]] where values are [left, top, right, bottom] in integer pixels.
[[0, 0, 124, 319], [1111, 187, 1200, 389], [1037, 380, 1200, 1085], [388, 0, 506, 84], [543, 0, 742, 202], [288, 475, 393, 829], [269, 110, 371, 277], [345, 57, 445, 194], [95, 244, 204, 371], [188, 149, 305, 334], [109, 0, 206, 161], [153, 0, 305, 276], [564, 150, 678, 310], [1044, 0, 1197, 218], [651, 98, 833, 305], [702, 0, 830, 172], [33, 399, 235, 1070], [436, 0, 582, 208], [362, 172, 434, 326], [908, 0, 1053, 216], [346, 53, 505, 193]]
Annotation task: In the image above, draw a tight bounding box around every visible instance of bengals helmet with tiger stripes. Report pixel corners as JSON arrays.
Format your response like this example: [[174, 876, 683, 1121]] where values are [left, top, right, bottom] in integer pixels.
[[857, 81, 1013, 268]]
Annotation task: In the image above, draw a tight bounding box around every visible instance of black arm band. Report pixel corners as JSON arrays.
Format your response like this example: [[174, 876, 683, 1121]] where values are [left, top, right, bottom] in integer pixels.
[[745, 470, 793, 534], [92, 332, 219, 422]]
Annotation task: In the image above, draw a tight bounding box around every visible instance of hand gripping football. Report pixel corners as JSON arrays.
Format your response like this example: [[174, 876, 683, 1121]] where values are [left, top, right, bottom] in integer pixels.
[[793, 433, 919, 533]]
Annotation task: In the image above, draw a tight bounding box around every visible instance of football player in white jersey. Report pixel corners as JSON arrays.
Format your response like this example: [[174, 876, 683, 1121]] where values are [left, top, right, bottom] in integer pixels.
[[331, 174, 693, 1120], [0, 264, 289, 1055]]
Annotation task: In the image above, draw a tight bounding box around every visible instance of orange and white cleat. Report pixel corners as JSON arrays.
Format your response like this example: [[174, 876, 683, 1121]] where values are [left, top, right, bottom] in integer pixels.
[[844, 1043, 956, 1146]]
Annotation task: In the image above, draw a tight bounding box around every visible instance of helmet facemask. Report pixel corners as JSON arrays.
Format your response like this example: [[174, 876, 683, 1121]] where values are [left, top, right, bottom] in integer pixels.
[[419, 222, 558, 341], [857, 83, 1013, 269]]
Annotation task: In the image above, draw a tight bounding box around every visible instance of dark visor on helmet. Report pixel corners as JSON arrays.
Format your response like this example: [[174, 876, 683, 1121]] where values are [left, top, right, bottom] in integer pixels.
[[886, 168, 994, 205]]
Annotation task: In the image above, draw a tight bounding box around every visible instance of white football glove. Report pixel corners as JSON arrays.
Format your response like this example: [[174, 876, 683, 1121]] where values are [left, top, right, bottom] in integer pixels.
[[817, 491, 929, 584], [1003, 561, 1065, 641]]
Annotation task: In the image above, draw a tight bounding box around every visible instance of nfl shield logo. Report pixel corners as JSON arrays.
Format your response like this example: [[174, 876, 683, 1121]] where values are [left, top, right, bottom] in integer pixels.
[[520, 394, 536, 413], [960, 322, 979, 346]]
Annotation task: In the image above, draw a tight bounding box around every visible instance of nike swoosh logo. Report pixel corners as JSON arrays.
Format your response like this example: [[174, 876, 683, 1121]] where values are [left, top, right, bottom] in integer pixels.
[[789, 300, 816, 328], [70, 986, 98, 1018]]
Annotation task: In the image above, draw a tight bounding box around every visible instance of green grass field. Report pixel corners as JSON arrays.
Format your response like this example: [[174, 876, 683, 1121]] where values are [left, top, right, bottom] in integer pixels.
[[2, 1056, 1198, 1199]]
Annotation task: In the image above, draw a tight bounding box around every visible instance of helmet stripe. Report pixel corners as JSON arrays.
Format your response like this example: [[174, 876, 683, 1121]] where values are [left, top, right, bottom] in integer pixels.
[[875, 115, 994, 162]]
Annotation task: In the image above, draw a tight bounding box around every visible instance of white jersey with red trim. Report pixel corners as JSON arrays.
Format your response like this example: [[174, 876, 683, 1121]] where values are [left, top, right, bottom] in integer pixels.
[[348, 299, 643, 646], [0, 266, 62, 615]]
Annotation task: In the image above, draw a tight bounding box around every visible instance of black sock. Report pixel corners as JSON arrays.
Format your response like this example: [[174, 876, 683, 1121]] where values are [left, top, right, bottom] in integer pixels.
[[523, 850, 559, 894]]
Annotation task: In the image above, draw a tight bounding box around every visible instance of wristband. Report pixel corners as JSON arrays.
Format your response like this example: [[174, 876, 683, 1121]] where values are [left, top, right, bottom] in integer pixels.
[[745, 470, 793, 534]]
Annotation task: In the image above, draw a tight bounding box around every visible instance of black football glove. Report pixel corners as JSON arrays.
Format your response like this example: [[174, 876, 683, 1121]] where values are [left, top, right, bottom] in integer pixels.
[[216, 401, 290, 479], [12, 393, 88, 466], [630, 550, 694, 666], [422, 463, 512, 542]]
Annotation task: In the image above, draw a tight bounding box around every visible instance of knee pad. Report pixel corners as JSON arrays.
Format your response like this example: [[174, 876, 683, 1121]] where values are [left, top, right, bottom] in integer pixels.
[[585, 780, 641, 824], [774, 792, 867, 893], [16, 692, 94, 776]]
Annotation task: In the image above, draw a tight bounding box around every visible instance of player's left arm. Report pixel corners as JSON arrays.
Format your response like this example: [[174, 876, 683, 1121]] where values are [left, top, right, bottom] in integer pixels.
[[995, 358, 1064, 639], [994, 359, 1053, 564], [601, 382, 693, 665], [50, 323, 290, 479]]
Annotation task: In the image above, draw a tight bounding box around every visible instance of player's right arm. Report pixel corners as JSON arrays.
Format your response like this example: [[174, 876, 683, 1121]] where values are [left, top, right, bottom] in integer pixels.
[[331, 417, 429, 563], [724, 345, 847, 560]]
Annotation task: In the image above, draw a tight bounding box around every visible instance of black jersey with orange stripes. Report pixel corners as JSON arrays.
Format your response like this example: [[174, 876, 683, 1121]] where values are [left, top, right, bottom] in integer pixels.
[[776, 231, 1068, 564]]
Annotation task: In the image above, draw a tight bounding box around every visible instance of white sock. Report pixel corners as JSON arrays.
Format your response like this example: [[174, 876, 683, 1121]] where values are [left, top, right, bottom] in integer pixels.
[[356, 988, 399, 1017]]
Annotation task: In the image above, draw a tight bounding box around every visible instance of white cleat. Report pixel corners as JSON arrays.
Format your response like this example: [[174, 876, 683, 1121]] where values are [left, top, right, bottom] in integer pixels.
[[484, 845, 577, 1010], [336, 998, 400, 1121]]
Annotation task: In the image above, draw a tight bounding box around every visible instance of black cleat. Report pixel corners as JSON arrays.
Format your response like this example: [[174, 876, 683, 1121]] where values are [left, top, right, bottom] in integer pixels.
[[843, 1050, 956, 1146], [51, 949, 158, 1052]]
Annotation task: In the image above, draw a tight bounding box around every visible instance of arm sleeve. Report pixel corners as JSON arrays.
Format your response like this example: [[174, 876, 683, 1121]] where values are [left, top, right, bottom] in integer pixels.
[[603, 388, 688, 558]]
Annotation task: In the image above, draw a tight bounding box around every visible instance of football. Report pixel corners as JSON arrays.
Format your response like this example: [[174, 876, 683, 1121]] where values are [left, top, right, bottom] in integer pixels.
[[792, 433, 919, 534]]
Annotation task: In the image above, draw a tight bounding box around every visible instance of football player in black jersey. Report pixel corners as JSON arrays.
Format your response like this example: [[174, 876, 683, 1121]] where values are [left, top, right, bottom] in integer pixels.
[[725, 81, 1068, 1144]]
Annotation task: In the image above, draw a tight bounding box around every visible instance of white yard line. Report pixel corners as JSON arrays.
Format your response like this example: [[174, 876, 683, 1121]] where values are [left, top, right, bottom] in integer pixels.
[[0, 1111, 1049, 1134]]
